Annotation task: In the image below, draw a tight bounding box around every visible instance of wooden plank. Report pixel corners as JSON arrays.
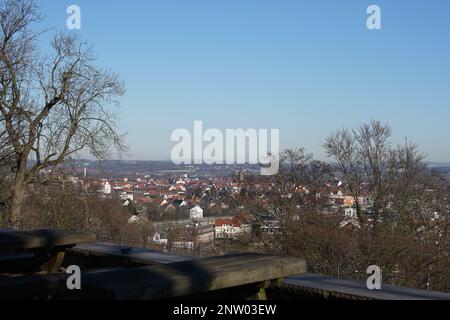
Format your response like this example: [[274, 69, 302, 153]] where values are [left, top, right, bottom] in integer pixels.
[[70, 242, 196, 265], [69, 244, 281, 268], [0, 254, 306, 300], [284, 274, 450, 300], [81, 255, 306, 299], [0, 230, 96, 251]]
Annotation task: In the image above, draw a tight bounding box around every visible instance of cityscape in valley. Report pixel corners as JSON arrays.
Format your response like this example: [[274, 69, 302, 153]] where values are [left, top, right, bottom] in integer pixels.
[[45, 159, 450, 254]]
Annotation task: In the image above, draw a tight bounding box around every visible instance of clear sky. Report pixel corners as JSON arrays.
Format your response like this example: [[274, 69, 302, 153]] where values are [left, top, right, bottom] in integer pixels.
[[36, 0, 450, 162]]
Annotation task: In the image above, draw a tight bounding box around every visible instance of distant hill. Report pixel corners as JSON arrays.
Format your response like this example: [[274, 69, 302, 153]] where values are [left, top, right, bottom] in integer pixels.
[[52, 159, 259, 179], [427, 162, 450, 168]]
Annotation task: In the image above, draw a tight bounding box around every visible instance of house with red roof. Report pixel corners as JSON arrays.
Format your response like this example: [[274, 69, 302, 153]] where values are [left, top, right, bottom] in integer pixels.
[[214, 216, 250, 239]]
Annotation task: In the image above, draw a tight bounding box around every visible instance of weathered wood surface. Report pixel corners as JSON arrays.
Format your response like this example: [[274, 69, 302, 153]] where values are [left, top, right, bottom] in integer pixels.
[[70, 242, 195, 265], [0, 254, 306, 300], [283, 274, 450, 300], [0, 229, 96, 251], [80, 254, 306, 299]]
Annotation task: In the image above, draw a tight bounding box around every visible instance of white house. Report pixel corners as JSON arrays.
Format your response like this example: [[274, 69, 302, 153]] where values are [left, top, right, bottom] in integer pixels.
[[120, 193, 134, 201], [190, 206, 203, 220], [152, 233, 168, 245], [102, 181, 112, 194], [68, 176, 79, 186], [344, 207, 358, 219], [176, 178, 186, 185], [339, 207, 361, 229], [128, 215, 148, 224], [172, 241, 194, 250], [214, 218, 250, 239]]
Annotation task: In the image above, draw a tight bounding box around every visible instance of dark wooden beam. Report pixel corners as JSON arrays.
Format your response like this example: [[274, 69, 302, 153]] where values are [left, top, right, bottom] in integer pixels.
[[0, 254, 306, 300], [0, 230, 96, 252], [80, 254, 306, 300]]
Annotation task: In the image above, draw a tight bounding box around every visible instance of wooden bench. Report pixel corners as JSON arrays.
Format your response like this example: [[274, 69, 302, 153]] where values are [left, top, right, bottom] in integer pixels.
[[0, 253, 306, 300], [67, 242, 195, 267], [0, 229, 96, 275]]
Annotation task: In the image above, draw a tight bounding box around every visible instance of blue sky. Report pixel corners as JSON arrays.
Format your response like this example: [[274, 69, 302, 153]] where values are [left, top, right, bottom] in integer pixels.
[[36, 0, 450, 161]]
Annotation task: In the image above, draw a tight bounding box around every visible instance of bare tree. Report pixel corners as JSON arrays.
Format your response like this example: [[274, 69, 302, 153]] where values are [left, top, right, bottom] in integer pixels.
[[247, 149, 333, 255], [0, 0, 125, 226], [239, 127, 450, 291], [323, 127, 365, 221], [325, 120, 401, 222], [323, 121, 450, 291], [355, 121, 391, 221]]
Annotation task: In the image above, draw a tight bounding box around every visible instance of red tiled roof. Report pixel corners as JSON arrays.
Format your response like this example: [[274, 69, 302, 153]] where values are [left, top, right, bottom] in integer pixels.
[[214, 218, 242, 228]]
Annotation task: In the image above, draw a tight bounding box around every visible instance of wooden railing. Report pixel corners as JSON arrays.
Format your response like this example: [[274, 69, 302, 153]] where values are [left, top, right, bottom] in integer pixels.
[[1, 229, 449, 300], [0, 229, 306, 300]]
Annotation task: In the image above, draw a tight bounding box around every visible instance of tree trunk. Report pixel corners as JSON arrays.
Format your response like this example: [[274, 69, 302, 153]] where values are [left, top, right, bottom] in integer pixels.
[[9, 167, 27, 228]]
